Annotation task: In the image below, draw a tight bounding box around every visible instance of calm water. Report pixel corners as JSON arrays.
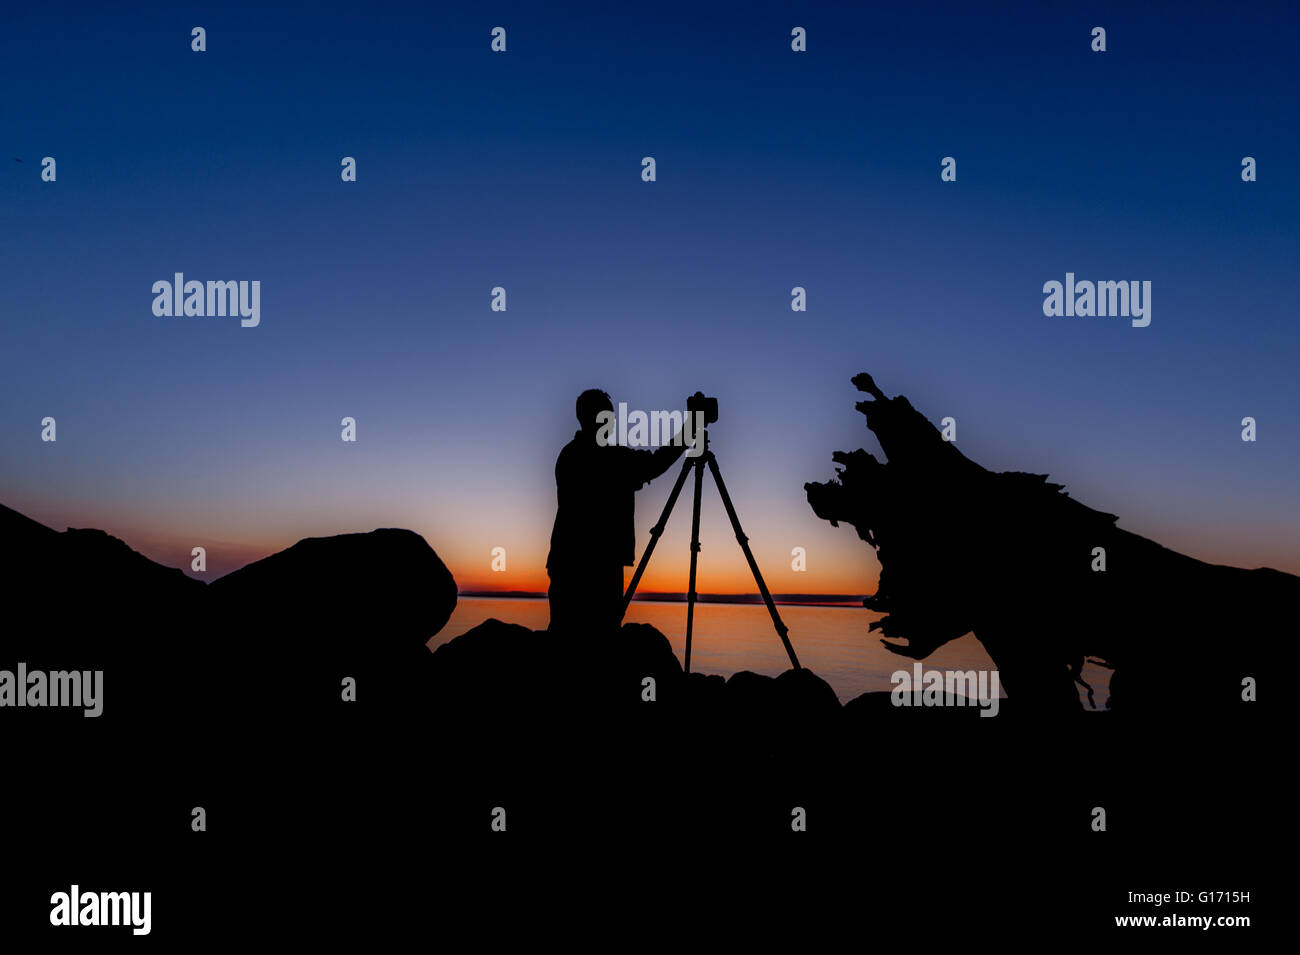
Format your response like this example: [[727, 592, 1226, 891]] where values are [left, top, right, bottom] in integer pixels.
[[432, 597, 1112, 707]]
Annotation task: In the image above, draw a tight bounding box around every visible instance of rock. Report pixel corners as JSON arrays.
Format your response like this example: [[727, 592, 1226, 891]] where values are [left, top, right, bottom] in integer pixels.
[[427, 618, 552, 712], [1, 503, 203, 636], [419, 618, 846, 755], [613, 622, 683, 681], [772, 667, 842, 716], [211, 528, 456, 652], [718, 668, 840, 748], [0, 504, 207, 725], [682, 670, 728, 710], [208, 527, 458, 718]]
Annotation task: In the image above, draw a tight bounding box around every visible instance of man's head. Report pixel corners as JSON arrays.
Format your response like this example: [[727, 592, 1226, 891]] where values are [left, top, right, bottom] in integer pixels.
[[576, 389, 614, 434]]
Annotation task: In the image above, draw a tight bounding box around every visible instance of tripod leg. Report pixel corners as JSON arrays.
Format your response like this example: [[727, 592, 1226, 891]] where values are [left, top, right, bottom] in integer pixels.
[[683, 455, 706, 674], [706, 453, 802, 670], [622, 453, 694, 618]]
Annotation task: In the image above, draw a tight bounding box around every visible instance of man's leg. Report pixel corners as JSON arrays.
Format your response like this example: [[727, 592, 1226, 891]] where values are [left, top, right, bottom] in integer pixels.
[[547, 567, 580, 634], [603, 564, 627, 635]]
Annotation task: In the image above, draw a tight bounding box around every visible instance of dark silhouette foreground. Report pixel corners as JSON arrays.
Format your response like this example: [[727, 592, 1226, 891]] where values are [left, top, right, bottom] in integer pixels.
[[1, 447, 1281, 930], [4, 371, 1288, 941], [805, 372, 1300, 715]]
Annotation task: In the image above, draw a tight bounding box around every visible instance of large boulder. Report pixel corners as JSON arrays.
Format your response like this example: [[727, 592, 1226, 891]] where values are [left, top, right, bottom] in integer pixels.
[[209, 527, 457, 717], [210, 528, 456, 647]]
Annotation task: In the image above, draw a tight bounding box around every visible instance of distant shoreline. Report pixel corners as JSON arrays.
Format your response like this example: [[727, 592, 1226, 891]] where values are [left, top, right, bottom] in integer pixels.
[[458, 591, 867, 608]]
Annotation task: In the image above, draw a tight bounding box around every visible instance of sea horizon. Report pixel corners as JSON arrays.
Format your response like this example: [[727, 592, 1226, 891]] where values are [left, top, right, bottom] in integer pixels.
[[457, 590, 868, 607]]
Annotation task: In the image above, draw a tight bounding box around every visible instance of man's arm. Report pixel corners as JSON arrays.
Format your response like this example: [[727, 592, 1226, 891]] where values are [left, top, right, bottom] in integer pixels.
[[629, 422, 691, 486]]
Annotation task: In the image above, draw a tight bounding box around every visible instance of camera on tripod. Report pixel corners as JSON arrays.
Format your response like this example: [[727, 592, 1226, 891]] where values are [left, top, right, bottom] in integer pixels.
[[687, 391, 719, 426], [621, 388, 801, 674]]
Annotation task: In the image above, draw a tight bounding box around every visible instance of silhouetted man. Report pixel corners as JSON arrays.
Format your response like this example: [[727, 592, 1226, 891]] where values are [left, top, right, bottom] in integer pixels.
[[547, 389, 690, 637]]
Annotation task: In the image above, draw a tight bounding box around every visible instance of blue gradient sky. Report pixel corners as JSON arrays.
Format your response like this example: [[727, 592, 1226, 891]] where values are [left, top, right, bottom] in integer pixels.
[[2, 1, 1298, 592]]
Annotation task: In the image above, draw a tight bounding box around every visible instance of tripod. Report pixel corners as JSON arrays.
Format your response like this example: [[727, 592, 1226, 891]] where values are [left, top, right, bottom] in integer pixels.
[[620, 427, 801, 673]]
